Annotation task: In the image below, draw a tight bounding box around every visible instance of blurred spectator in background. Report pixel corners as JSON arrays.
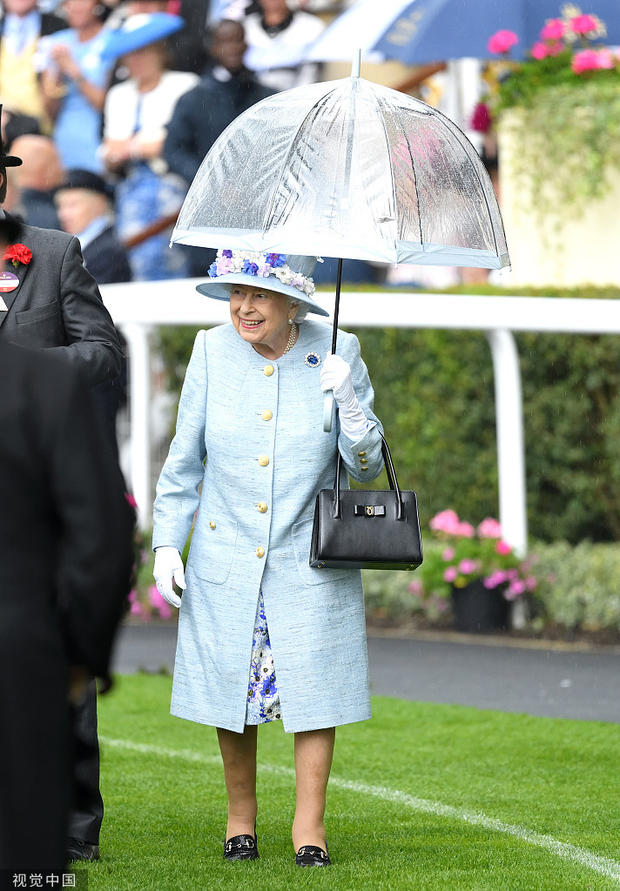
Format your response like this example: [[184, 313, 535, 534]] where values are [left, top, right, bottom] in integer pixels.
[[243, 0, 324, 92], [164, 18, 273, 276], [0, 0, 64, 127], [112, 0, 209, 73], [101, 12, 198, 280], [164, 19, 272, 189], [39, 0, 113, 172], [11, 133, 63, 227], [55, 168, 132, 284], [0, 208, 134, 873]]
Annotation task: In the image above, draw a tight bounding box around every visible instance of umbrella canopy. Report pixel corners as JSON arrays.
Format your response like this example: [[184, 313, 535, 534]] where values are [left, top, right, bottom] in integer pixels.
[[172, 76, 509, 270], [307, 0, 620, 64]]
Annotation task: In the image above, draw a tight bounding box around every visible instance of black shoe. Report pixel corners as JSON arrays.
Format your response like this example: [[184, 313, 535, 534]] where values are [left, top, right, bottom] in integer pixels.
[[223, 833, 259, 861], [66, 838, 100, 862], [296, 845, 331, 867]]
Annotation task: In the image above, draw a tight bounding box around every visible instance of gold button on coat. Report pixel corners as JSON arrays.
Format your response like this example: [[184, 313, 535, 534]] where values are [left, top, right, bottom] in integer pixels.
[[257, 502, 268, 513], [256, 546, 265, 558], [261, 409, 273, 421], [258, 455, 269, 466], [209, 521, 216, 529], [361, 466, 368, 471], [360, 457, 368, 464], [358, 451, 366, 457], [263, 365, 274, 376]]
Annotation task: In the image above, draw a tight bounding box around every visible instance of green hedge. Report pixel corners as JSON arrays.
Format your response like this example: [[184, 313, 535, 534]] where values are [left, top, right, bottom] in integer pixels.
[[155, 284, 620, 543]]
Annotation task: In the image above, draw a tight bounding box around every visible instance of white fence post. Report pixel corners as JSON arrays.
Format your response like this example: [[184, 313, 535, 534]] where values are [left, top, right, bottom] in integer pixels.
[[486, 329, 528, 557], [120, 322, 152, 530]]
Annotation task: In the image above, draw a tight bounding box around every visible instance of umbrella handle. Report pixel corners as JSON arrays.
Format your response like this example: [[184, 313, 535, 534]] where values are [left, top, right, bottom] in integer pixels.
[[323, 391, 336, 432]]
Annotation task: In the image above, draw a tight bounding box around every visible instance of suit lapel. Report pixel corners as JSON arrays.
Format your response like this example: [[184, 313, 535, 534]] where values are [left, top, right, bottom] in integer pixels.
[[0, 230, 32, 329]]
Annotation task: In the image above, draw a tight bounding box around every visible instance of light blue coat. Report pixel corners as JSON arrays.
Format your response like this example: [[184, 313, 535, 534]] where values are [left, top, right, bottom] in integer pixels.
[[153, 319, 384, 733]]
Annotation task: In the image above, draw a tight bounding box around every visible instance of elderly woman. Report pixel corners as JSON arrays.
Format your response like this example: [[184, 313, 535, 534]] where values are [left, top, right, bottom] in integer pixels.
[[152, 250, 383, 867]]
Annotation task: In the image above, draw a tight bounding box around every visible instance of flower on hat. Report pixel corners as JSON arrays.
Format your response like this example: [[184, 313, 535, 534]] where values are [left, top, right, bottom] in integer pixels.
[[208, 250, 315, 297]]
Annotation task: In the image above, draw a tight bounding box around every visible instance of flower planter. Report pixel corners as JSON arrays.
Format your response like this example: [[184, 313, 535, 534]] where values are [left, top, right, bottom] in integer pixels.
[[451, 580, 510, 633]]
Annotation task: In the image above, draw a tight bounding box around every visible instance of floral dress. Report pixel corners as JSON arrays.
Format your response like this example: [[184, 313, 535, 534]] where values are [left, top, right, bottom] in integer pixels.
[[245, 590, 282, 724]]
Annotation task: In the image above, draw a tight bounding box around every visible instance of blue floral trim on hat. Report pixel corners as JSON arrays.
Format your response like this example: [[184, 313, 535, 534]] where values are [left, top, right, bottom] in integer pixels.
[[208, 249, 315, 297]]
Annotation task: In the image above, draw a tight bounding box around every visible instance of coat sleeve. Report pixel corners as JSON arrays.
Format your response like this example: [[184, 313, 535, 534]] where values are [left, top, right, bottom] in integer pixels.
[[47, 236, 123, 386], [336, 332, 384, 483], [50, 365, 135, 680], [152, 329, 208, 552]]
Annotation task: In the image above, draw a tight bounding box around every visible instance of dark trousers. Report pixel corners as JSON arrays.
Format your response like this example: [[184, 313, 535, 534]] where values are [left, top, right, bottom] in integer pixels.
[[67, 681, 103, 844]]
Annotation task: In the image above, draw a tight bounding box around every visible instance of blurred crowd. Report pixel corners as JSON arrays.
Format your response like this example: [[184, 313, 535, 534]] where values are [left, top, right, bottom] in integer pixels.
[[0, 0, 350, 284]]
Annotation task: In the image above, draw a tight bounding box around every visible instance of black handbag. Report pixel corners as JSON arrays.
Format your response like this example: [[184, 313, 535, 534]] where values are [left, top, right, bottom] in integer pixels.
[[309, 434, 423, 571]]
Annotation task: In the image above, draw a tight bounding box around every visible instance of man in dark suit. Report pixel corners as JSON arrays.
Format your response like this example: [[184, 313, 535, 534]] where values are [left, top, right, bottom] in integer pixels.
[[0, 127, 125, 863], [55, 168, 133, 285], [0, 330, 134, 876]]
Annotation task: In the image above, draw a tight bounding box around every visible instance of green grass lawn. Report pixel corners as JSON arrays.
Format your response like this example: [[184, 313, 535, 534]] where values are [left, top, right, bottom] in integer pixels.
[[88, 674, 620, 890]]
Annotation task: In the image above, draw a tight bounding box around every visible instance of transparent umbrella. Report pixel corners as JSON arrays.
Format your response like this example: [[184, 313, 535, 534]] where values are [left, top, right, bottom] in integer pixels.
[[172, 61, 509, 428]]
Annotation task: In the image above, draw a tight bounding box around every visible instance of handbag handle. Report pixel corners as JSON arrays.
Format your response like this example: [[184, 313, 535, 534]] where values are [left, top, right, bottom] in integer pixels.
[[333, 434, 405, 520]]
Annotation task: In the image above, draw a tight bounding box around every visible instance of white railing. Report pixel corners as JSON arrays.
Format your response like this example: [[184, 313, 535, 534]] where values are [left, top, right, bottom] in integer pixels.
[[102, 279, 620, 553]]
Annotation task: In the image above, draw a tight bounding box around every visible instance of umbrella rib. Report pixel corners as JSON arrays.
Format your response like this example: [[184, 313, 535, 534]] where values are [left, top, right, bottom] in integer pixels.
[[261, 88, 339, 238], [374, 93, 399, 256], [396, 115, 424, 252]]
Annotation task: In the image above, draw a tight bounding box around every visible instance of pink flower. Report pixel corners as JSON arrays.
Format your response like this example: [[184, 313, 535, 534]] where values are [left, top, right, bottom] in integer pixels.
[[525, 576, 538, 591], [458, 559, 478, 575], [442, 547, 455, 561], [569, 13, 598, 35], [470, 101, 492, 133], [531, 41, 549, 60], [148, 585, 172, 619], [488, 29, 519, 54], [430, 509, 460, 534], [124, 492, 138, 509], [456, 522, 475, 538], [506, 579, 526, 599], [484, 570, 509, 589], [477, 517, 502, 539], [495, 540, 512, 555], [572, 49, 600, 73], [408, 579, 422, 594], [540, 18, 565, 41], [443, 567, 458, 582], [596, 48, 615, 69], [547, 41, 565, 56]]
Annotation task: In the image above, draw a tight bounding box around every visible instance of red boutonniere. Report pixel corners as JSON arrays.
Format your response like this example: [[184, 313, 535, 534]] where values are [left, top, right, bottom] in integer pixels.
[[3, 243, 33, 268]]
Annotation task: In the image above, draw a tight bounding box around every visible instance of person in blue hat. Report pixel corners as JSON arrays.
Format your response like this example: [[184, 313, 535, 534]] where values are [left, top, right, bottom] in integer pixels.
[[152, 249, 384, 867], [101, 12, 198, 279]]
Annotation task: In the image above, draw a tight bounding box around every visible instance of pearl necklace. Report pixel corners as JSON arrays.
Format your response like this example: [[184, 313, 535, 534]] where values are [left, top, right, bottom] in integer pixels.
[[282, 322, 298, 355]]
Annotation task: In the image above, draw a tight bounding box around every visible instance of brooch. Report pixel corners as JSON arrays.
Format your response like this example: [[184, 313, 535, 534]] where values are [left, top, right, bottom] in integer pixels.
[[305, 352, 321, 368]]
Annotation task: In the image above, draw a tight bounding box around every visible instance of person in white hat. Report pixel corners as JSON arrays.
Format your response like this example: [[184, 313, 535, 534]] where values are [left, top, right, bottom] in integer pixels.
[[153, 249, 384, 867]]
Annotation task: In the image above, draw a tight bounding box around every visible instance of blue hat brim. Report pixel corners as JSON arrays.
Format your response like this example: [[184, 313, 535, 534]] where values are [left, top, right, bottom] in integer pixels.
[[101, 14, 184, 61], [196, 272, 329, 317]]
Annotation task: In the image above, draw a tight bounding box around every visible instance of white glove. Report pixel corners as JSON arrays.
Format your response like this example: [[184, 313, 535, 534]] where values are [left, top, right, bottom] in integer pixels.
[[320, 353, 369, 442], [153, 546, 185, 609]]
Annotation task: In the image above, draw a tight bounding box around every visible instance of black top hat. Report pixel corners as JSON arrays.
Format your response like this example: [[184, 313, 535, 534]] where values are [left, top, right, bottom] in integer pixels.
[[58, 168, 114, 199], [0, 106, 23, 168]]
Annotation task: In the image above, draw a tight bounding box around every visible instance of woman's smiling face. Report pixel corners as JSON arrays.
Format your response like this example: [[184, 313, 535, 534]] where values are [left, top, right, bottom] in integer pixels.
[[229, 284, 294, 359]]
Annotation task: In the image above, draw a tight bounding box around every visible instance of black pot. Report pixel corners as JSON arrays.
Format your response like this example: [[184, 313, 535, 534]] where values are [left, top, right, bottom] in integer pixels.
[[451, 579, 510, 633]]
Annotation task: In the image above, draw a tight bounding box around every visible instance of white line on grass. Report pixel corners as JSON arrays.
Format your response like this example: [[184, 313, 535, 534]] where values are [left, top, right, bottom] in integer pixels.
[[101, 736, 620, 883]]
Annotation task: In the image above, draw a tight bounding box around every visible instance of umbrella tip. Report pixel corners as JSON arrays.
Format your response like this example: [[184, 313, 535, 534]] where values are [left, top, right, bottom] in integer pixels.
[[351, 48, 361, 79]]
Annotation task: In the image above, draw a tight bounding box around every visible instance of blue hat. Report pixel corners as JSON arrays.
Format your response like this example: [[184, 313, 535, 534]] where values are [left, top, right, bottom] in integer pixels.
[[101, 13, 184, 61], [196, 251, 329, 317]]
